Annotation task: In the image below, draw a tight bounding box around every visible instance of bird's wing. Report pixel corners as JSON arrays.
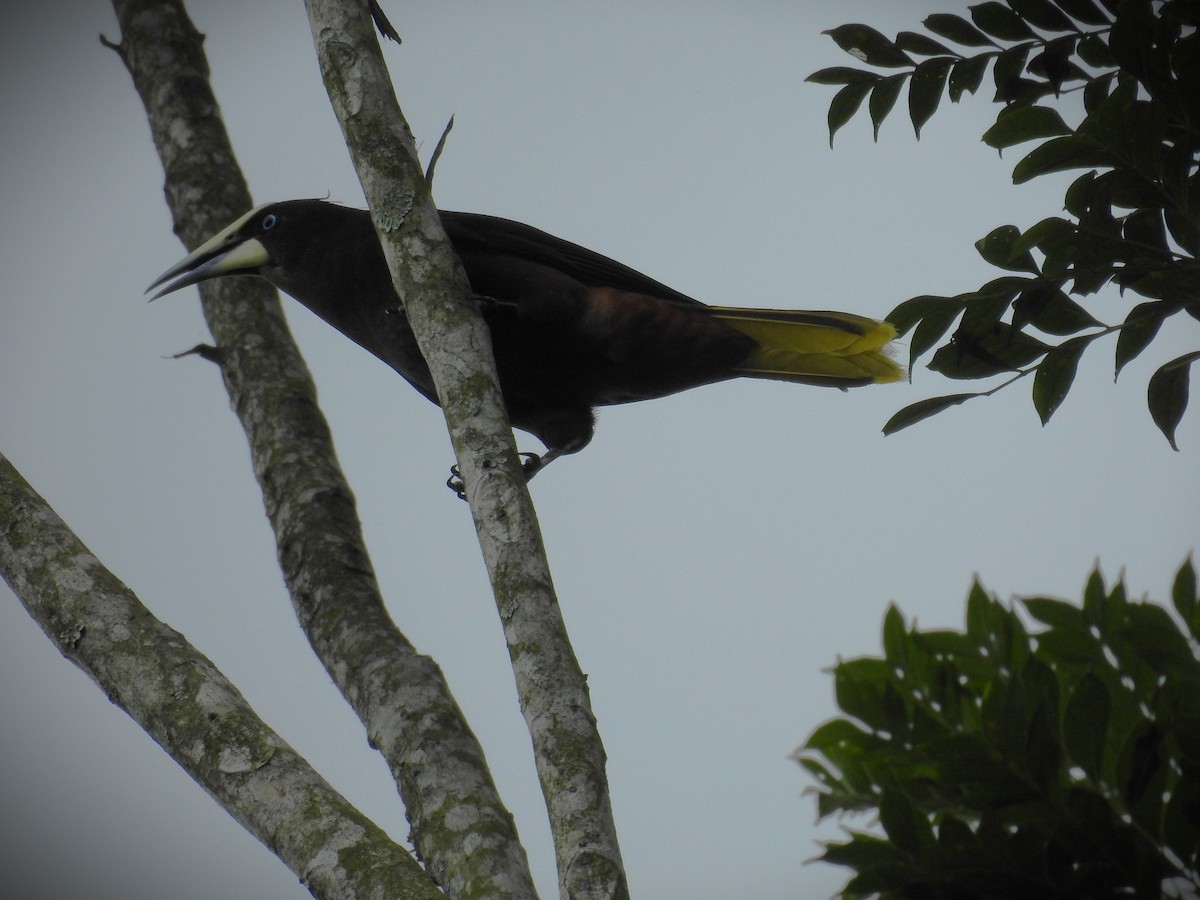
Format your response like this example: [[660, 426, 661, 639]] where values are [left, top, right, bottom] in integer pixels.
[[440, 211, 706, 308]]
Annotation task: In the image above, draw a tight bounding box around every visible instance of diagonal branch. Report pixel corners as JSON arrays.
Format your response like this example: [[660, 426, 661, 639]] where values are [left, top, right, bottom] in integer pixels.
[[0, 453, 442, 900], [108, 0, 534, 895], [301, 1, 628, 896]]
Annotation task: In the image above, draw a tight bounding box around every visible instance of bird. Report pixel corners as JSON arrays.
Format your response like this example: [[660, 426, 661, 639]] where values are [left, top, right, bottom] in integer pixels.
[[148, 200, 901, 490]]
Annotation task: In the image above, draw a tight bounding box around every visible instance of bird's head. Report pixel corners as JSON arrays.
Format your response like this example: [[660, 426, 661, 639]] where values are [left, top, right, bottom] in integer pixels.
[[146, 201, 339, 300]]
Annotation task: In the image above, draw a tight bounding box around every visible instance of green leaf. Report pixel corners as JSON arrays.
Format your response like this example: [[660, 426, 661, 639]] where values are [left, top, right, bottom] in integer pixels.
[[1172, 558, 1198, 638], [1157, 683, 1200, 763], [903, 285, 1033, 364], [1147, 352, 1200, 450], [966, 580, 996, 645], [1009, 0, 1079, 32], [1119, 268, 1200, 304], [976, 225, 1040, 273], [1108, 0, 1174, 100], [819, 831, 903, 872], [1053, 0, 1112, 26], [920, 629, 980, 666], [1064, 170, 1098, 217], [1095, 166, 1160, 211], [882, 604, 908, 666], [1064, 786, 1126, 870], [1165, 212, 1199, 260], [804, 717, 874, 753], [1014, 216, 1085, 281], [1081, 568, 1108, 623], [960, 288, 1017, 331], [908, 306, 965, 363], [795, 755, 836, 790], [982, 105, 1072, 149], [1033, 336, 1089, 424], [882, 393, 980, 435], [869, 75, 905, 140], [882, 681, 910, 740], [826, 80, 875, 147], [1122, 207, 1168, 256], [1028, 38, 1088, 88], [810, 749, 877, 804], [803, 559, 1200, 896], [835, 658, 893, 731], [972, 2, 1039, 41], [1077, 33, 1117, 67], [1123, 602, 1196, 676], [1063, 672, 1111, 780], [908, 58, 953, 138], [1012, 134, 1114, 183], [879, 789, 932, 857], [1084, 571, 1131, 642], [1070, 264, 1115, 297], [1024, 596, 1086, 630], [1084, 78, 1166, 180], [1114, 300, 1171, 380], [937, 813, 976, 852], [930, 327, 1050, 379], [1163, 772, 1200, 873], [924, 13, 997, 47], [1083, 71, 1115, 113], [825, 24, 915, 68], [996, 77, 1057, 106], [992, 44, 1034, 100], [949, 54, 990, 100], [1012, 282, 1104, 336], [806, 66, 881, 86], [1021, 658, 1062, 791], [931, 735, 1036, 806], [1117, 722, 1164, 811], [894, 31, 956, 56], [886, 293, 962, 338], [1032, 626, 1106, 666]]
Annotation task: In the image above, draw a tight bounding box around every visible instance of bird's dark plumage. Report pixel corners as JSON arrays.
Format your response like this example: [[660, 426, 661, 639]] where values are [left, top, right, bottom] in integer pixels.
[[149, 200, 900, 482]]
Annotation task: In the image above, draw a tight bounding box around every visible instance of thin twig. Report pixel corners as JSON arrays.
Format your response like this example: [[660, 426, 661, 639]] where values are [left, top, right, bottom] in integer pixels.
[[425, 114, 455, 188]]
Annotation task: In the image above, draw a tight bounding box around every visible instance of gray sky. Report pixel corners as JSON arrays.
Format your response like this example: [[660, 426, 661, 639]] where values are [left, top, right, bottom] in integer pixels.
[[2, 2, 1196, 898]]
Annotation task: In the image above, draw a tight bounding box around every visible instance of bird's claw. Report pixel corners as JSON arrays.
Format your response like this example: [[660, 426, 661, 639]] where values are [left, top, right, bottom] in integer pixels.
[[446, 465, 467, 501], [519, 452, 544, 479], [445, 452, 546, 500]]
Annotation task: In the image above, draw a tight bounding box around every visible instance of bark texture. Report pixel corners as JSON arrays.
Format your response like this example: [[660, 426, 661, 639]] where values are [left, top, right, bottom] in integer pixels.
[[0, 453, 443, 900], [109, 0, 534, 896], [302, 2, 629, 897]]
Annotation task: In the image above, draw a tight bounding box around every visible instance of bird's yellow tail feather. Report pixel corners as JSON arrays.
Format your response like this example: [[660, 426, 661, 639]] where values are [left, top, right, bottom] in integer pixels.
[[712, 308, 903, 387]]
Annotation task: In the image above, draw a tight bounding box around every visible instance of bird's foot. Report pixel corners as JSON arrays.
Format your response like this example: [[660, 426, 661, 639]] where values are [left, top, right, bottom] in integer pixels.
[[446, 465, 467, 500], [445, 453, 545, 501], [519, 452, 545, 479]]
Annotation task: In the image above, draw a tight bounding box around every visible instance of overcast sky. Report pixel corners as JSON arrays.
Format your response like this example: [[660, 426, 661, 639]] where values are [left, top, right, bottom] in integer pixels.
[[2, 2, 1196, 899]]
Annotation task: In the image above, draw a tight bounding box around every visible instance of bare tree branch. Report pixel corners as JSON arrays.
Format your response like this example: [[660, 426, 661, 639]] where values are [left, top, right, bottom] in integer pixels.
[[108, 0, 534, 895], [425, 115, 455, 188], [301, 1, 628, 896], [0, 452, 442, 900]]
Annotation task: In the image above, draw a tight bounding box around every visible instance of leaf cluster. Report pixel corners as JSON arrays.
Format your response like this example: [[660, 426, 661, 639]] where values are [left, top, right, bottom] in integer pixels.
[[797, 560, 1200, 899], [808, 0, 1200, 447]]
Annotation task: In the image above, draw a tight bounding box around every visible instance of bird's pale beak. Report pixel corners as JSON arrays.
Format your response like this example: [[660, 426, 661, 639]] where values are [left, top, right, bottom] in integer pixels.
[[146, 214, 270, 300]]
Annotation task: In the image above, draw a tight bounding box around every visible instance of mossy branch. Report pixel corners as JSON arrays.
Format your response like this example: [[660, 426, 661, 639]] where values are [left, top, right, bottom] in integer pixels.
[[301, 1, 628, 896]]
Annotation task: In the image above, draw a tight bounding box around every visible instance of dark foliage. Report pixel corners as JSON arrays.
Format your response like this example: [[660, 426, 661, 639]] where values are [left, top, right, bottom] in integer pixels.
[[797, 560, 1200, 898], [809, 0, 1200, 448]]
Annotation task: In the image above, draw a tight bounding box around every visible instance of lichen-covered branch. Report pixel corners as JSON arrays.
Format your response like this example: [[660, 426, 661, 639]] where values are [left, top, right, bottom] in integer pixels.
[[0, 453, 442, 900], [109, 1, 534, 896], [301, 2, 628, 897]]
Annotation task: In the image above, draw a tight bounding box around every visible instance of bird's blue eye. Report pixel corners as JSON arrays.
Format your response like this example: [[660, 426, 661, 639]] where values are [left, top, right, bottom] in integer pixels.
[[262, 213, 278, 230]]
